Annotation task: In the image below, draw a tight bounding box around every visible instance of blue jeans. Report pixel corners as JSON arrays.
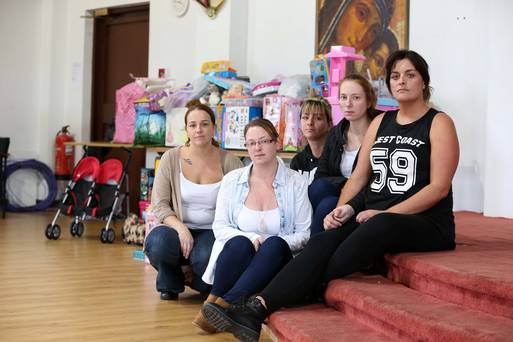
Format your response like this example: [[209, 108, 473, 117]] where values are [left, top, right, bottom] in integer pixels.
[[144, 225, 214, 295], [308, 178, 340, 236], [211, 235, 292, 303]]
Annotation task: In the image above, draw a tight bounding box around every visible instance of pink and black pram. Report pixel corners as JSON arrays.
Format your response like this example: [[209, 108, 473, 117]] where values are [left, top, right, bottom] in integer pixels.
[[46, 156, 100, 240], [46, 149, 131, 243], [85, 155, 130, 243]]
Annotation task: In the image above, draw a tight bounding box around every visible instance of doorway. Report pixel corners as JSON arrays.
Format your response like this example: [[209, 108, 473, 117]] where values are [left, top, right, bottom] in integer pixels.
[[90, 4, 149, 214]]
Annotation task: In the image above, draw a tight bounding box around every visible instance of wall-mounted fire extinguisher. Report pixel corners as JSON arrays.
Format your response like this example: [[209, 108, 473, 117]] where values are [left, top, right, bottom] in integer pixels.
[[55, 125, 75, 176]]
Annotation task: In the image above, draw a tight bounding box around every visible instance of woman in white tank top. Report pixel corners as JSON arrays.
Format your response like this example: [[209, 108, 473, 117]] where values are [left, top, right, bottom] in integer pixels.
[[192, 119, 312, 334], [145, 102, 242, 302]]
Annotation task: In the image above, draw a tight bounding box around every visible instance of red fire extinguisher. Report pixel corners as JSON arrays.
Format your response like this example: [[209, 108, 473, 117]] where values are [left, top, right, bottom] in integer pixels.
[[55, 125, 75, 176]]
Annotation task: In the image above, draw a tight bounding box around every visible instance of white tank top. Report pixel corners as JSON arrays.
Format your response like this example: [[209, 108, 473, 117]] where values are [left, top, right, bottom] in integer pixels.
[[237, 205, 280, 239], [180, 173, 221, 230], [340, 148, 359, 178]]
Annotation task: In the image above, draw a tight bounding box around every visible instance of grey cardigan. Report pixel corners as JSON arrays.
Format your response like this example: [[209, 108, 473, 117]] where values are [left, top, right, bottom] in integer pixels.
[[151, 146, 243, 224]]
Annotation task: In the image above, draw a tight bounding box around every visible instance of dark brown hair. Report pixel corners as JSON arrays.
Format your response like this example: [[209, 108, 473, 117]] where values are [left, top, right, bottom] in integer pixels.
[[244, 118, 279, 142], [385, 49, 432, 101], [184, 101, 219, 147], [300, 97, 333, 125], [340, 73, 379, 120]]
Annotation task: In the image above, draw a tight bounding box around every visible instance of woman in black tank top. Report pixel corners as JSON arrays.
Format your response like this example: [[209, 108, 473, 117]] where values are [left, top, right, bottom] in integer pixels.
[[201, 50, 460, 342]]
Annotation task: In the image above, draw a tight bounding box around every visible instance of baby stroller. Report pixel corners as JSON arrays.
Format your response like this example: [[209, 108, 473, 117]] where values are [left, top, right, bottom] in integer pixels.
[[85, 150, 131, 244], [45, 155, 100, 240]]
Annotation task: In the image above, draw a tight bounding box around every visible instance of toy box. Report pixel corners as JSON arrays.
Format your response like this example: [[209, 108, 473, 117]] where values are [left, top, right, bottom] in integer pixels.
[[263, 95, 303, 151], [143, 205, 159, 264], [165, 107, 188, 146], [310, 58, 330, 97], [140, 168, 154, 201], [221, 98, 263, 150], [201, 60, 233, 73], [210, 104, 224, 143], [281, 99, 304, 152]]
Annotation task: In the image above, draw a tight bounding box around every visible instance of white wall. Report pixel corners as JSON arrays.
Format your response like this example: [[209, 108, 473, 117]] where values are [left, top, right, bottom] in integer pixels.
[[483, 0, 513, 217], [247, 0, 316, 84], [0, 0, 43, 159], [1, 0, 513, 218]]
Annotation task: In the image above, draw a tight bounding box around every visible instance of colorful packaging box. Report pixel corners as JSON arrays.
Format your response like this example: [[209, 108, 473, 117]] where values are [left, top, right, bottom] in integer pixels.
[[310, 58, 330, 97], [165, 107, 188, 146], [140, 168, 154, 201], [210, 104, 224, 144], [263, 95, 304, 151], [221, 98, 263, 150]]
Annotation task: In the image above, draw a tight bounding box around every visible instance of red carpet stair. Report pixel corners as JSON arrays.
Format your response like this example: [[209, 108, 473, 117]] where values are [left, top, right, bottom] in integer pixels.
[[267, 212, 513, 341]]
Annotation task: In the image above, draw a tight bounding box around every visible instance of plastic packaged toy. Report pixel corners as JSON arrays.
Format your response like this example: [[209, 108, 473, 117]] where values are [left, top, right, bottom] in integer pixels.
[[221, 98, 263, 150]]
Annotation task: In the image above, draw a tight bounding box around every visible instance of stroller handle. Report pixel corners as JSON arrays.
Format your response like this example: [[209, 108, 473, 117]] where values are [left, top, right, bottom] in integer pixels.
[[121, 147, 132, 170]]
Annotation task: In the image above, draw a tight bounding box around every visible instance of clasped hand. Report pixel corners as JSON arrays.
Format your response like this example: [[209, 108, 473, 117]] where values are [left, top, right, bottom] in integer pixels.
[[324, 205, 385, 230], [323, 204, 355, 230]]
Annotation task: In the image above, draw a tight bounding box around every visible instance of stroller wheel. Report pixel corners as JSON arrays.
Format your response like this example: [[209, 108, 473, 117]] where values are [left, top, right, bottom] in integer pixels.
[[100, 228, 116, 243], [70, 221, 77, 237], [51, 224, 61, 240], [45, 224, 53, 239], [100, 229, 108, 243], [107, 229, 116, 243], [76, 222, 85, 237]]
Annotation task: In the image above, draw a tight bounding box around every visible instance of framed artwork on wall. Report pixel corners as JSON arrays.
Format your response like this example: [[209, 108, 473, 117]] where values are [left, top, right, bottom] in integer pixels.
[[316, 0, 409, 80]]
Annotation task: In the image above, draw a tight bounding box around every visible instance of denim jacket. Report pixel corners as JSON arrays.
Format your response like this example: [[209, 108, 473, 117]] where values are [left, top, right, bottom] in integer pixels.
[[202, 158, 312, 284]]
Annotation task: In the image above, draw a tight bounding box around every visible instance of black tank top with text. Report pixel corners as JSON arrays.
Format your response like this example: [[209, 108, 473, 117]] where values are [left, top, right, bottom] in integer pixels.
[[364, 108, 454, 235]]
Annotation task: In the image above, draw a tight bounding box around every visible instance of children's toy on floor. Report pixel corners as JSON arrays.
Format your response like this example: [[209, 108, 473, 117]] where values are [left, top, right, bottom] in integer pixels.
[[123, 213, 145, 245], [45, 153, 100, 240], [84, 149, 132, 244], [143, 205, 159, 264], [324, 45, 365, 124], [221, 98, 263, 150]]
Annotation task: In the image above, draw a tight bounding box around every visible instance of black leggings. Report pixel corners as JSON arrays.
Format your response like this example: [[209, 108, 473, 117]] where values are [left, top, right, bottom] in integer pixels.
[[261, 212, 455, 313]]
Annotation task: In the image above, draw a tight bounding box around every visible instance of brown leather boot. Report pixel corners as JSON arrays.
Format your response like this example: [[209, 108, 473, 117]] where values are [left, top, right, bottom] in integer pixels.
[[192, 294, 219, 334]]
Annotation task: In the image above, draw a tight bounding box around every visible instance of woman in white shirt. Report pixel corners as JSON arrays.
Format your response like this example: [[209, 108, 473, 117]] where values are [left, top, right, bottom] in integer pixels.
[[192, 118, 312, 334]]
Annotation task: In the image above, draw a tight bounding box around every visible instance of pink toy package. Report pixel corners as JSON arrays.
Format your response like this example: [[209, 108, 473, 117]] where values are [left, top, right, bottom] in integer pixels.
[[282, 98, 304, 152], [113, 82, 146, 144], [263, 95, 303, 151], [263, 95, 286, 149], [143, 206, 159, 264]]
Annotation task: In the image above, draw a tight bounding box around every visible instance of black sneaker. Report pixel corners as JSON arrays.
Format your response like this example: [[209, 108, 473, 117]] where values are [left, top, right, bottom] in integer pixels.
[[202, 296, 267, 342]]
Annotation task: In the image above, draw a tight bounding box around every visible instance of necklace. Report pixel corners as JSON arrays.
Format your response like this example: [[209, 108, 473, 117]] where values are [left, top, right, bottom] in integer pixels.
[[258, 211, 268, 234], [183, 158, 192, 166]]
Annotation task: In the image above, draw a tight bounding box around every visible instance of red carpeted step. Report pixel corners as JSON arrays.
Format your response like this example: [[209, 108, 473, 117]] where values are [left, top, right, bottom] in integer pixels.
[[325, 275, 513, 342], [386, 211, 513, 319], [267, 304, 393, 342]]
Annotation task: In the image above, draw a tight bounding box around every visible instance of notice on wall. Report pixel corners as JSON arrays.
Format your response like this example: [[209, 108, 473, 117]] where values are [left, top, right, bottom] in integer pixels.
[[71, 63, 82, 88]]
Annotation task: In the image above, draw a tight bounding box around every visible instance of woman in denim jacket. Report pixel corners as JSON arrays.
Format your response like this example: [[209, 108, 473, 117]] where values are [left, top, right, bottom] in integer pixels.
[[192, 118, 312, 334]]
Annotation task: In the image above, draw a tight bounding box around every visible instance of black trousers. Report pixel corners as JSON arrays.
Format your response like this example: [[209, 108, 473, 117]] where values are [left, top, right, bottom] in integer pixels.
[[261, 212, 455, 313]]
